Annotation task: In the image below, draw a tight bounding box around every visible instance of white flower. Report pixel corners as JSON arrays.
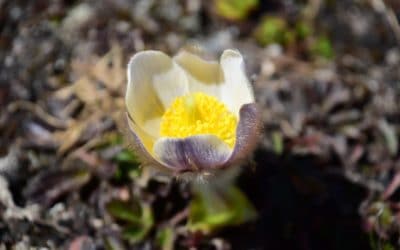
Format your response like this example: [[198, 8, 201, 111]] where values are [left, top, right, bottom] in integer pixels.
[[125, 49, 261, 176]]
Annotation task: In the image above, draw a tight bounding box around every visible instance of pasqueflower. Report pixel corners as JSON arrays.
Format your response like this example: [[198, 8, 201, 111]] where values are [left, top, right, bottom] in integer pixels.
[[125, 49, 260, 176]]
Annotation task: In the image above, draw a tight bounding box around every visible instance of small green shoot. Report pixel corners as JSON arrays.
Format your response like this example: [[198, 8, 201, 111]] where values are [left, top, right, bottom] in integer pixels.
[[188, 183, 257, 233], [215, 0, 259, 21], [254, 16, 288, 46], [156, 226, 175, 250], [107, 200, 154, 244], [310, 36, 334, 59]]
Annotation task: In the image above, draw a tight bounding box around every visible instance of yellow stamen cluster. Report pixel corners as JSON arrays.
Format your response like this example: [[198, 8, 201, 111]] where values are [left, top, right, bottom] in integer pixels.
[[160, 92, 237, 148]]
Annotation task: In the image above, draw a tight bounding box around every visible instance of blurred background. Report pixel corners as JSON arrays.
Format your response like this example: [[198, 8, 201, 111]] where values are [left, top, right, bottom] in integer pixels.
[[1, 0, 400, 249]]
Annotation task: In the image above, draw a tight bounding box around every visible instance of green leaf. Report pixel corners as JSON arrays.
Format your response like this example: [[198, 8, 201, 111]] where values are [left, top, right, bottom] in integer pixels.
[[310, 36, 334, 59], [107, 200, 154, 244], [228, 186, 258, 224], [156, 227, 175, 250], [254, 16, 288, 46], [283, 30, 296, 46], [114, 149, 139, 163], [378, 119, 398, 156], [113, 149, 141, 181], [103, 235, 126, 250], [295, 21, 313, 40], [123, 225, 148, 244], [380, 205, 393, 228], [106, 200, 142, 224], [122, 204, 154, 244], [215, 0, 259, 21], [272, 131, 284, 155], [188, 183, 257, 233], [383, 243, 395, 250]]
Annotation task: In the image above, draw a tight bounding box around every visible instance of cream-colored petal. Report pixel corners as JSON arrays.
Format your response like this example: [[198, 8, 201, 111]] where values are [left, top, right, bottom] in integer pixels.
[[126, 51, 189, 137], [174, 49, 255, 117], [173, 50, 222, 98], [219, 49, 255, 116], [142, 117, 161, 138], [125, 114, 174, 173], [126, 115, 156, 155]]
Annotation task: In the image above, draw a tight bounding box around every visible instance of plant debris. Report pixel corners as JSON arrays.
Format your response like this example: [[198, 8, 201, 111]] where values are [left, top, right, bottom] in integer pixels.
[[1, 0, 400, 249]]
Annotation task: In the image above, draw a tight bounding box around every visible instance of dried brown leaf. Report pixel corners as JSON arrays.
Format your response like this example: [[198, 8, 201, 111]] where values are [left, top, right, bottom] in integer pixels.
[[90, 44, 125, 93], [73, 76, 101, 105], [54, 121, 87, 155]]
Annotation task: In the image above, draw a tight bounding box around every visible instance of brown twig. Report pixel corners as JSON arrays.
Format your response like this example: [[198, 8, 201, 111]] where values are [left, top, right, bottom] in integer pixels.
[[7, 100, 72, 129], [169, 207, 190, 227], [370, 0, 400, 46]]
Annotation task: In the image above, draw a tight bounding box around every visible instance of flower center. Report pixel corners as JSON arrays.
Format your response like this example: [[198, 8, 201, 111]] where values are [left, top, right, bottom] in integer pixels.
[[160, 92, 237, 148]]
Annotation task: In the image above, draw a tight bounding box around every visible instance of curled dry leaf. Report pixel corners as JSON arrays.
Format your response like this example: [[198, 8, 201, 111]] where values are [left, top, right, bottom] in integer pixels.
[[90, 44, 125, 93]]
